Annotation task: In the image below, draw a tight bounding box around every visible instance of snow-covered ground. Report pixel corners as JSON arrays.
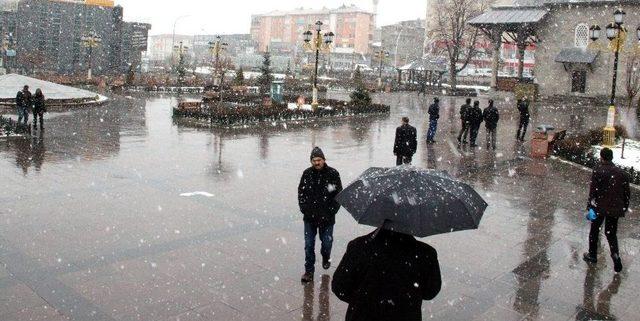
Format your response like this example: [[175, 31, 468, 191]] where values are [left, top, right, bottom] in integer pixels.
[[593, 139, 640, 171], [286, 103, 333, 111]]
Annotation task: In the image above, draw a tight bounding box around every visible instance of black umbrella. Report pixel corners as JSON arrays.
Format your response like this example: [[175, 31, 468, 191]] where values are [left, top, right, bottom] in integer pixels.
[[336, 166, 488, 237]]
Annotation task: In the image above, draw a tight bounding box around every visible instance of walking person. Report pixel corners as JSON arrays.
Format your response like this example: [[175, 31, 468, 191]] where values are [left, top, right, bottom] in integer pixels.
[[457, 98, 472, 144], [468, 101, 483, 148], [15, 85, 32, 126], [32, 88, 46, 130], [426, 97, 440, 144], [483, 99, 500, 150], [583, 148, 630, 273], [516, 97, 530, 141], [332, 227, 442, 321], [393, 117, 417, 165], [298, 147, 343, 283]]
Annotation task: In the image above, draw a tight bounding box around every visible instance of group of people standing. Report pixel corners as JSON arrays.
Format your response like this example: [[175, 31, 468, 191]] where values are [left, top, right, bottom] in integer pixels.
[[456, 98, 501, 149], [15, 85, 46, 130]]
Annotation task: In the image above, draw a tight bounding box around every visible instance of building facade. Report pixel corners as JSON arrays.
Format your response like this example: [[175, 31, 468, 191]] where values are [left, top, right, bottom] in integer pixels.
[[7, 0, 149, 75], [533, 1, 640, 98], [381, 19, 426, 69], [250, 5, 374, 55]]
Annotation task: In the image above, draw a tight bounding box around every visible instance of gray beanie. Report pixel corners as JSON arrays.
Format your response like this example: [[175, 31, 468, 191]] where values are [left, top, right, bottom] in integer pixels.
[[310, 147, 325, 160]]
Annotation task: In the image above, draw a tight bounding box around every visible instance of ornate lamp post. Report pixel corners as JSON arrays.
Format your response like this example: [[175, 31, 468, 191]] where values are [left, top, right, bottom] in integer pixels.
[[209, 36, 228, 88], [375, 49, 390, 89], [588, 9, 640, 146], [81, 32, 102, 81], [173, 41, 189, 86], [303, 21, 334, 110]]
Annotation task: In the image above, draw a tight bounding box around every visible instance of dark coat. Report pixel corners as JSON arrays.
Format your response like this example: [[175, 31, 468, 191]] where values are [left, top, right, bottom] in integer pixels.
[[483, 106, 500, 129], [428, 103, 440, 121], [459, 103, 471, 122], [33, 93, 46, 113], [589, 162, 631, 218], [468, 105, 483, 128], [393, 124, 417, 157], [332, 229, 442, 321], [16, 90, 32, 108], [517, 100, 530, 120], [298, 164, 343, 226]]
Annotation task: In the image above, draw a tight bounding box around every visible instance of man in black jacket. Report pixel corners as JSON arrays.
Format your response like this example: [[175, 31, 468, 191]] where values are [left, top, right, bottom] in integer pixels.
[[332, 228, 442, 321], [583, 148, 631, 273], [516, 97, 530, 141], [468, 101, 483, 147], [426, 97, 440, 143], [393, 117, 417, 165], [298, 147, 343, 283], [457, 98, 472, 144], [15, 85, 32, 126], [483, 99, 500, 150]]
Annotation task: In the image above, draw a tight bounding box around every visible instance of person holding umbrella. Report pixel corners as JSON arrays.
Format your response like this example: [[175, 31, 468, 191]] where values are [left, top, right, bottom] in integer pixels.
[[393, 117, 417, 165], [332, 166, 488, 321], [298, 147, 343, 283]]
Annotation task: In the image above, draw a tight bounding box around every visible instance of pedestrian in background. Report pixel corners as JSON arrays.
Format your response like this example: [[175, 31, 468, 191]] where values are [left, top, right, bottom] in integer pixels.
[[516, 97, 530, 141], [15, 85, 32, 126], [483, 99, 500, 150], [583, 148, 630, 273], [426, 97, 440, 144], [332, 227, 442, 321], [298, 147, 343, 283], [457, 98, 472, 145], [393, 117, 417, 165], [32, 88, 46, 130], [468, 101, 483, 148]]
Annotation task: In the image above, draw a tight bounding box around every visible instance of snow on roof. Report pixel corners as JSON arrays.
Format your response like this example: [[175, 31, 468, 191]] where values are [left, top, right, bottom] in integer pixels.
[[0, 74, 103, 102], [255, 5, 371, 17]]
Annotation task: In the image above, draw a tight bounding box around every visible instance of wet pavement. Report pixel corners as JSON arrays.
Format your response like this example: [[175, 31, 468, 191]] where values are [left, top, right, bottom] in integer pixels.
[[0, 92, 638, 321]]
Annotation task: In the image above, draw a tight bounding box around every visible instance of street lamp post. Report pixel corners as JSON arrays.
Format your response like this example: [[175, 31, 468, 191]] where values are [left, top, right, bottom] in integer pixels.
[[209, 36, 228, 88], [588, 9, 640, 146], [375, 49, 390, 89], [171, 15, 190, 64], [81, 32, 102, 81], [303, 21, 334, 110]]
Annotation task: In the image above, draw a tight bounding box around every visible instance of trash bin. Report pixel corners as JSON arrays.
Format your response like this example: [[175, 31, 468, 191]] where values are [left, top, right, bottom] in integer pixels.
[[531, 125, 555, 158]]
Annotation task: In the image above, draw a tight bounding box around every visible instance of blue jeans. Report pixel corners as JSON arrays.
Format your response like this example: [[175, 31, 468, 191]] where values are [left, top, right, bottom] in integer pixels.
[[17, 106, 29, 125], [304, 222, 334, 273], [427, 120, 438, 142]]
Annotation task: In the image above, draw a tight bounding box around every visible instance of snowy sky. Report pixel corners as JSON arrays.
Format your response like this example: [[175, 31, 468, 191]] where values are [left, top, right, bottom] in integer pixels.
[[114, 0, 427, 35]]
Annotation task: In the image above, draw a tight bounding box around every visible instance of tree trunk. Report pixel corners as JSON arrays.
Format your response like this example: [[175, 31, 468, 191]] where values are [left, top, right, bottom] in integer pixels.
[[449, 62, 457, 90]]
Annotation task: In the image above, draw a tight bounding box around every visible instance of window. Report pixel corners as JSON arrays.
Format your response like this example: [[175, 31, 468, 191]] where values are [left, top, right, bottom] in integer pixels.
[[575, 24, 589, 48]]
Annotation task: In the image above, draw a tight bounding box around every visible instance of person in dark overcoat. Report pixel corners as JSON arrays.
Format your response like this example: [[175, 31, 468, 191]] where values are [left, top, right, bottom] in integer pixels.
[[298, 147, 343, 282], [393, 117, 417, 165], [483, 99, 500, 150], [516, 97, 530, 141], [468, 101, 483, 147], [32, 88, 46, 130], [457, 98, 472, 144], [583, 148, 631, 273], [332, 228, 442, 321]]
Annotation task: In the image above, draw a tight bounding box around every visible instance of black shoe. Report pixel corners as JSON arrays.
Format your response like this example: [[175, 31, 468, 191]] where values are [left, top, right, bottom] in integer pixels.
[[322, 259, 331, 270], [613, 256, 623, 273], [583, 253, 597, 264], [301, 272, 314, 283]]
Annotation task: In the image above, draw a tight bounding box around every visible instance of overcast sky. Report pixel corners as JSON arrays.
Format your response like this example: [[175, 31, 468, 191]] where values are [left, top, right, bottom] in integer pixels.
[[114, 0, 427, 35]]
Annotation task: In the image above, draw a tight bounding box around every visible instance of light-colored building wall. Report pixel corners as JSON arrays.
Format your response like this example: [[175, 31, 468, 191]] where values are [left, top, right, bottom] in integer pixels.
[[250, 6, 374, 55], [535, 3, 640, 98]]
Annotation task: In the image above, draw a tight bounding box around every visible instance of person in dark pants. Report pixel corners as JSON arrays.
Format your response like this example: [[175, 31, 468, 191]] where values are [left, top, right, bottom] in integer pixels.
[[583, 148, 630, 273], [32, 88, 46, 130], [483, 99, 500, 150], [468, 101, 483, 147], [16, 85, 32, 126], [516, 97, 530, 141], [426, 97, 440, 143], [298, 147, 343, 283], [457, 98, 472, 144], [393, 117, 417, 165], [332, 228, 442, 321]]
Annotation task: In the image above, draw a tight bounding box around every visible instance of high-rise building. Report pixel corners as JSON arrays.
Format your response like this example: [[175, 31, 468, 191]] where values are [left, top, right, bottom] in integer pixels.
[[250, 5, 374, 55], [7, 0, 150, 75]]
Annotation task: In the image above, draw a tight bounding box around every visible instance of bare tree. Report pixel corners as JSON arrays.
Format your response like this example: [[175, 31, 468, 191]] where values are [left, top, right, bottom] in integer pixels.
[[625, 50, 640, 111], [431, 0, 493, 89]]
